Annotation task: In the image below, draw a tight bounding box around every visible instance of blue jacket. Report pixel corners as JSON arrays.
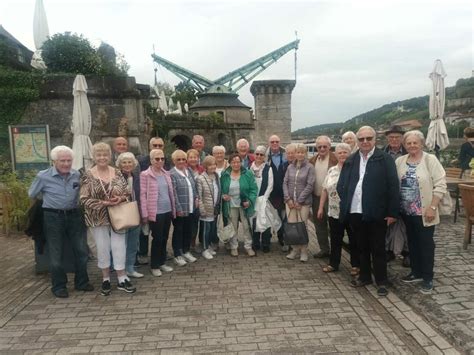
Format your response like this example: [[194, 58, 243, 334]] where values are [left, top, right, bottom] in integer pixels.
[[337, 148, 400, 223]]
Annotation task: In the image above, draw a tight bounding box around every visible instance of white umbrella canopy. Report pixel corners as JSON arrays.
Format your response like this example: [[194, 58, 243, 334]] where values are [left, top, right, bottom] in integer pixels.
[[425, 59, 450, 153], [31, 0, 49, 70], [71, 75, 93, 170]]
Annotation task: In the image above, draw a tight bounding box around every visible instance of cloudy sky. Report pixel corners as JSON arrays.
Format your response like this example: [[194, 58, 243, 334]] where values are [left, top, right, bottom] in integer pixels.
[[1, 0, 472, 130]]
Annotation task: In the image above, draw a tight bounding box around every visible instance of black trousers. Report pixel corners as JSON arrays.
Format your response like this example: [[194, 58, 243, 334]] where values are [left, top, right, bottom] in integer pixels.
[[172, 214, 194, 256], [149, 212, 172, 269], [402, 215, 435, 282], [252, 218, 272, 249], [328, 217, 360, 269], [349, 214, 387, 285], [138, 231, 149, 257]]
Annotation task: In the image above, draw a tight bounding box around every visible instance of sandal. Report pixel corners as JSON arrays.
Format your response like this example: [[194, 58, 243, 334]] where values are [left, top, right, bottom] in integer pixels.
[[350, 267, 360, 276], [323, 265, 337, 273]]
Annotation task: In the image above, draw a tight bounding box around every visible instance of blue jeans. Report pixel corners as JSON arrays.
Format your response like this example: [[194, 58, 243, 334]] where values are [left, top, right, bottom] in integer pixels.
[[199, 219, 217, 250], [43, 210, 89, 293], [126, 225, 141, 273]]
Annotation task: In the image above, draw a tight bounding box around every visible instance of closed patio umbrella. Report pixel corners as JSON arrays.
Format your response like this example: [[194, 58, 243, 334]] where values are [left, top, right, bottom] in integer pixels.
[[425, 59, 449, 157], [31, 0, 49, 70], [71, 75, 93, 170]]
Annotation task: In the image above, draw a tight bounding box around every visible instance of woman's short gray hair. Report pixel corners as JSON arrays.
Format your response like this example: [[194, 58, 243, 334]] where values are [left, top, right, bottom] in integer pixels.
[[255, 145, 266, 155], [342, 131, 356, 141], [335, 143, 352, 153], [115, 152, 138, 169], [50, 145, 74, 161], [92, 142, 111, 160], [285, 143, 296, 152], [403, 130, 425, 145], [212, 145, 226, 154]]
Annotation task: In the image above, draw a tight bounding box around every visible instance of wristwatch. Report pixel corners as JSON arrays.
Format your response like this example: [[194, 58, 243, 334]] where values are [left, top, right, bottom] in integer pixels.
[[429, 206, 437, 211]]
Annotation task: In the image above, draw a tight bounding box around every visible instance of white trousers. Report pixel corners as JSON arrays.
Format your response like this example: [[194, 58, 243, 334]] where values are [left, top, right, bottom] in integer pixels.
[[229, 207, 252, 250], [90, 226, 126, 270]]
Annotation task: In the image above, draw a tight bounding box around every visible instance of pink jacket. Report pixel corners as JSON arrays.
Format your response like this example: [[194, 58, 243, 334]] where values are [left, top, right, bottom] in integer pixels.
[[140, 167, 176, 221]]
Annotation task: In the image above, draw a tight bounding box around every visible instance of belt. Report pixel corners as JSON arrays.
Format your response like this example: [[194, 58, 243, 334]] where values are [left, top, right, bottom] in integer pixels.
[[43, 208, 80, 215]]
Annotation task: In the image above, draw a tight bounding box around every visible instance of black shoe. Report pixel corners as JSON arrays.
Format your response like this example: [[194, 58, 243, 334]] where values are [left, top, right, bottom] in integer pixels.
[[402, 256, 411, 268], [101, 280, 111, 296], [350, 279, 372, 288], [313, 251, 330, 258], [52, 289, 69, 298], [117, 279, 136, 293], [377, 286, 389, 297], [75, 283, 94, 292], [386, 251, 395, 262], [401, 273, 423, 284], [262, 246, 270, 253]]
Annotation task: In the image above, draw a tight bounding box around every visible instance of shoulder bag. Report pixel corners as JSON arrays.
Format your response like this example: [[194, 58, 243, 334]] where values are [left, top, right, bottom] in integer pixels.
[[283, 209, 309, 245]]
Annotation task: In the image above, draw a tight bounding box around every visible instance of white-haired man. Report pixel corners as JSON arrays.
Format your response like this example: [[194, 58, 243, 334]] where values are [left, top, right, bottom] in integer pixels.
[[310, 135, 337, 258], [192, 134, 207, 163], [29, 146, 93, 298]]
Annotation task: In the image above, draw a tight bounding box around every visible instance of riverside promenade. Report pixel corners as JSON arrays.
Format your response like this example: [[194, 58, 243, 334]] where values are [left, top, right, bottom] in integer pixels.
[[0, 215, 471, 354]]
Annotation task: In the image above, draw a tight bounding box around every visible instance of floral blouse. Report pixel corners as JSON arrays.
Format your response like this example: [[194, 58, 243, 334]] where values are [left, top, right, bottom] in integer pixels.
[[400, 162, 422, 216], [322, 165, 342, 219]]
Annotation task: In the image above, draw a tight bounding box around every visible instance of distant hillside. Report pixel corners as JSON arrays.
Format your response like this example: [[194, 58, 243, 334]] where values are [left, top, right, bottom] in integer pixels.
[[292, 77, 474, 139]]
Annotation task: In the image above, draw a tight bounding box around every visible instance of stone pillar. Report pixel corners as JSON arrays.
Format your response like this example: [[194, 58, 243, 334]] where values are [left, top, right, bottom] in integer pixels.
[[250, 80, 296, 146]]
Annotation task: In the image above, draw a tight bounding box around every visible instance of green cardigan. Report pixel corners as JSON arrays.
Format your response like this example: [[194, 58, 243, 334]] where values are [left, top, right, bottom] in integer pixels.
[[220, 167, 257, 219]]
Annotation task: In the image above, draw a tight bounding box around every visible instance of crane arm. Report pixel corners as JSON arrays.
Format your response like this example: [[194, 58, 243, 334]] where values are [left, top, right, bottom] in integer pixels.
[[213, 39, 299, 91], [151, 53, 214, 92]]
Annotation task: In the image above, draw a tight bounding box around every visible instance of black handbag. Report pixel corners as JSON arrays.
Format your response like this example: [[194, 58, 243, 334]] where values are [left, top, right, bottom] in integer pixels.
[[283, 209, 309, 245]]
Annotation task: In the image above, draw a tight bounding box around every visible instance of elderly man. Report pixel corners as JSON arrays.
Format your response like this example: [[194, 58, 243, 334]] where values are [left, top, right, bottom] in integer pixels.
[[266, 135, 288, 250], [310, 135, 337, 258], [192, 135, 207, 163], [112, 136, 128, 161], [29, 146, 93, 298], [337, 126, 399, 297], [384, 125, 410, 266], [236, 138, 255, 169], [139, 137, 171, 171]]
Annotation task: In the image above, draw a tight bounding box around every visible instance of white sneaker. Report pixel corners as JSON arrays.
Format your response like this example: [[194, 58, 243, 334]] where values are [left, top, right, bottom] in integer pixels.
[[286, 250, 299, 260], [174, 256, 187, 266], [127, 271, 144, 278], [202, 249, 214, 260], [160, 265, 173, 272], [300, 251, 308, 262], [151, 268, 162, 277], [183, 252, 197, 263]]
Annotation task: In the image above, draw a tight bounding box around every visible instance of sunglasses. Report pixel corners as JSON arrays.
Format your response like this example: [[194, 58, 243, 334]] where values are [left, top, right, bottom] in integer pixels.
[[270, 141, 279, 144], [317, 145, 328, 149], [154, 157, 165, 161], [152, 144, 164, 148], [255, 153, 265, 156], [176, 158, 186, 162], [358, 136, 374, 142]]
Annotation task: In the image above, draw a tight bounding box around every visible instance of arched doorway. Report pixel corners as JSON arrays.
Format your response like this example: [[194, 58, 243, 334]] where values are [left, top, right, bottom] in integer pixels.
[[171, 134, 192, 151]]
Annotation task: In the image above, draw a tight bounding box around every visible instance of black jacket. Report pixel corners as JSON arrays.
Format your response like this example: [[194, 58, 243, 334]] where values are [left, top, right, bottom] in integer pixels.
[[337, 148, 400, 223], [267, 147, 287, 209]]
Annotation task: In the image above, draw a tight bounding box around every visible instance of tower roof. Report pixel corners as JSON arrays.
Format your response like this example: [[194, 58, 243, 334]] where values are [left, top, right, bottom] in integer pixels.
[[190, 92, 250, 110]]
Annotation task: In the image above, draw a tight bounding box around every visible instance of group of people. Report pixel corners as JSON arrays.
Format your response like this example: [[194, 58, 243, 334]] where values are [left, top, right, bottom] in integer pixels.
[[29, 126, 448, 298]]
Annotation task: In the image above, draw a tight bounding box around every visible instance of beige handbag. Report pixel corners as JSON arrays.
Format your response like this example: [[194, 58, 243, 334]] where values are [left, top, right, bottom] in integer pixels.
[[108, 201, 140, 232]]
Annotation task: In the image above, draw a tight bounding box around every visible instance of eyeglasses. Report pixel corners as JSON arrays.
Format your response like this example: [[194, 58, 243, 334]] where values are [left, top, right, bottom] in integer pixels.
[[270, 141, 279, 144], [255, 153, 265, 156], [176, 158, 186, 162], [358, 136, 374, 142], [152, 144, 164, 148], [317, 145, 328, 149], [154, 157, 165, 161]]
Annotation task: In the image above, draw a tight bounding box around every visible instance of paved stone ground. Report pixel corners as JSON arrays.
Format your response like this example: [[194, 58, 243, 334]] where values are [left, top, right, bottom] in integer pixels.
[[0, 215, 468, 354]]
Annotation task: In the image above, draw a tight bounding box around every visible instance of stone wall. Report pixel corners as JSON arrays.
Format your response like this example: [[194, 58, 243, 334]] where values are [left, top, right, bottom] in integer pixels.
[[250, 80, 296, 146], [447, 97, 474, 108], [21, 75, 150, 155]]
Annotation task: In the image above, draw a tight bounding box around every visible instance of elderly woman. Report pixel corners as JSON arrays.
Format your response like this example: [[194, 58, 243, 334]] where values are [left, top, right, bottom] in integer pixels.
[[221, 153, 258, 256], [342, 131, 358, 153], [213, 145, 229, 177], [395, 130, 447, 294], [283, 143, 315, 262], [285, 143, 297, 166], [187, 149, 205, 177], [170, 150, 199, 266], [140, 149, 176, 277], [80, 142, 136, 295], [115, 152, 143, 278], [250, 145, 274, 253], [318, 143, 359, 274], [196, 156, 221, 259]]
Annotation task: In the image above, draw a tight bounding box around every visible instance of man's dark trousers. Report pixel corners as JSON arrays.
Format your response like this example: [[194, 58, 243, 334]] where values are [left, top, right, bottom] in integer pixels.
[[43, 210, 89, 293], [350, 213, 388, 285]]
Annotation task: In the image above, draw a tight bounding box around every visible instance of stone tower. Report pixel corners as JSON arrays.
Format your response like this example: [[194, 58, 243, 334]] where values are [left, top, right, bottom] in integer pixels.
[[250, 80, 296, 146]]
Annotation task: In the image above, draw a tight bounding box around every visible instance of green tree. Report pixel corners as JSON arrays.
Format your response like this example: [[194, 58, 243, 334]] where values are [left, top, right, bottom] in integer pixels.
[[173, 81, 198, 108]]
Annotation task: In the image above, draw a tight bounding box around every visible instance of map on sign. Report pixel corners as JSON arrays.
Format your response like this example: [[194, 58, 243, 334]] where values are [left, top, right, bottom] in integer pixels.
[[9, 125, 51, 171]]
